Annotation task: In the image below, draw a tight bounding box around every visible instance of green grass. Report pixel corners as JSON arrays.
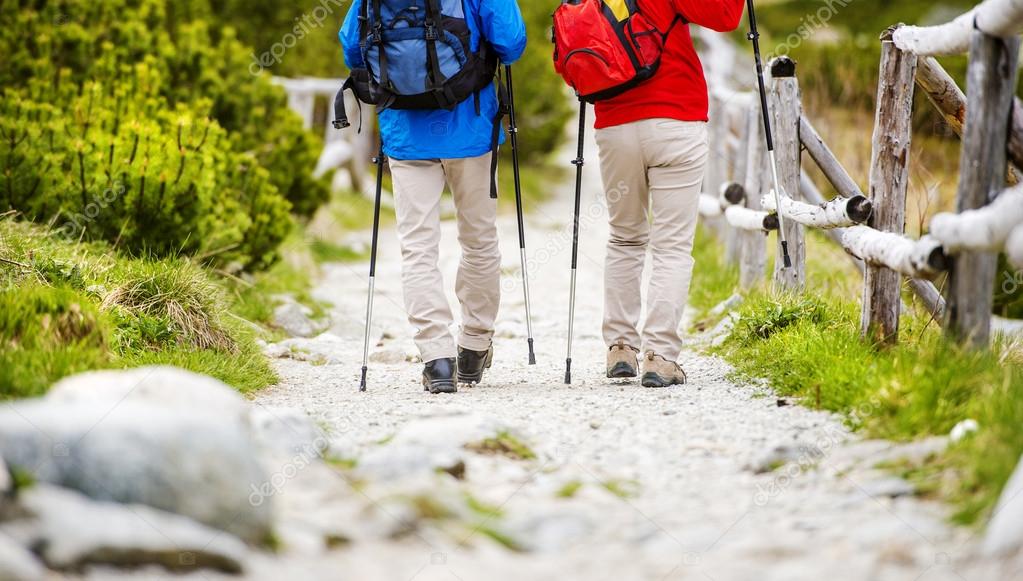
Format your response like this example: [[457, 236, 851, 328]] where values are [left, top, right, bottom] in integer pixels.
[[496, 162, 566, 212], [465, 494, 505, 519], [0, 217, 278, 399], [556, 480, 584, 499], [601, 479, 640, 499], [685, 208, 1023, 526], [688, 226, 740, 320], [714, 290, 1023, 525], [465, 430, 537, 460]]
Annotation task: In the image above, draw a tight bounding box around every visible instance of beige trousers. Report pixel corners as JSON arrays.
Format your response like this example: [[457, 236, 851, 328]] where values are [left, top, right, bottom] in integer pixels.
[[595, 118, 709, 361], [388, 154, 500, 362]]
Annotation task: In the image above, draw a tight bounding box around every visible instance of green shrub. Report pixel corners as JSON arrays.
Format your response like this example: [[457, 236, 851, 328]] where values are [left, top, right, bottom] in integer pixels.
[[507, 0, 573, 162], [0, 0, 328, 269], [214, 0, 571, 163]]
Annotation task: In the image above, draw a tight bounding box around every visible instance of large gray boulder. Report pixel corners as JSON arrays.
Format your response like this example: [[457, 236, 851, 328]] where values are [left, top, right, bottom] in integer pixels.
[[0, 383, 272, 543], [984, 453, 1023, 556], [46, 366, 250, 423], [0, 531, 44, 581], [2, 485, 247, 573]]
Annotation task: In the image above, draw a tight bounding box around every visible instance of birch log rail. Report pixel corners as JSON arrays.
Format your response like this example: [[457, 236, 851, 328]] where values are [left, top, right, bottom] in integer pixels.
[[930, 183, 1023, 252], [694, 7, 1023, 348], [841, 228, 948, 279], [892, 0, 1023, 56], [761, 192, 872, 229]]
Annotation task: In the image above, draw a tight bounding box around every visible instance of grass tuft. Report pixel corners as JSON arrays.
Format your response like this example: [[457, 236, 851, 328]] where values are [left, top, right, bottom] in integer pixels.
[[465, 431, 536, 460], [0, 217, 277, 398]]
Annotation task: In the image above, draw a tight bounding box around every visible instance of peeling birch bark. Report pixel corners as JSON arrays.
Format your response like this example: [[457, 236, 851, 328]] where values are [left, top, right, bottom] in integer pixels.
[[725, 205, 778, 232], [893, 0, 1023, 56], [761, 190, 872, 229], [698, 194, 724, 218], [842, 227, 948, 279], [1006, 223, 1023, 270], [930, 183, 1023, 252]]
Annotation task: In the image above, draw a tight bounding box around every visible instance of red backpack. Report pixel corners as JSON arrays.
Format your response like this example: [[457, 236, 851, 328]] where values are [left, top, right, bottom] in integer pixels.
[[552, 0, 681, 103]]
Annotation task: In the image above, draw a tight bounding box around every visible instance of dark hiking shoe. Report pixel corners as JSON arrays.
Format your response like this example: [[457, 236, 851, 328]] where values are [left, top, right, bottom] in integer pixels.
[[641, 351, 687, 388], [457, 346, 493, 385], [423, 358, 457, 394], [606, 339, 639, 378]]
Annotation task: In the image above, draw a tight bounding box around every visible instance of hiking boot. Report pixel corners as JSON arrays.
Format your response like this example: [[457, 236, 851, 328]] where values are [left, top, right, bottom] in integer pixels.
[[606, 339, 639, 378], [641, 351, 687, 388], [423, 358, 457, 394], [457, 345, 493, 385]]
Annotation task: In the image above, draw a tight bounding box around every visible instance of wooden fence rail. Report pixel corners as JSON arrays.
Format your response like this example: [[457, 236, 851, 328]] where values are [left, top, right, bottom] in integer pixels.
[[697, 2, 1023, 348]]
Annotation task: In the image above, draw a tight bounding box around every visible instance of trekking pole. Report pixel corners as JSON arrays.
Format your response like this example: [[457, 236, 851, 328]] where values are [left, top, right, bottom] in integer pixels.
[[359, 142, 386, 392], [745, 0, 792, 269], [565, 100, 586, 385], [504, 64, 537, 365]]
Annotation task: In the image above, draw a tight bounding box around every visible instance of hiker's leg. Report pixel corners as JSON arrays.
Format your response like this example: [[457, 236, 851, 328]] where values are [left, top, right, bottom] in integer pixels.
[[390, 158, 457, 362], [641, 119, 708, 361], [595, 121, 649, 350], [443, 153, 501, 352]]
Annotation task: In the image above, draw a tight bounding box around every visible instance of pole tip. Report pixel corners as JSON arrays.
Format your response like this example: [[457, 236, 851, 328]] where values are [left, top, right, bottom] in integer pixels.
[[564, 358, 572, 384], [359, 367, 368, 392], [527, 338, 536, 365], [781, 241, 792, 269]]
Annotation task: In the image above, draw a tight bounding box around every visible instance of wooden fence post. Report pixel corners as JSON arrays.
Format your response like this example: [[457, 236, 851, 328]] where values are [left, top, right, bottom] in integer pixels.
[[739, 102, 768, 289], [768, 57, 806, 291], [862, 27, 918, 345], [705, 93, 730, 244], [944, 31, 1021, 347], [726, 100, 752, 265]]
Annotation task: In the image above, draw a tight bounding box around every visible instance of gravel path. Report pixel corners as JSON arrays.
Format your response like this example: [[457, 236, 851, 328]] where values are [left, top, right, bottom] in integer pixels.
[[252, 121, 997, 581]]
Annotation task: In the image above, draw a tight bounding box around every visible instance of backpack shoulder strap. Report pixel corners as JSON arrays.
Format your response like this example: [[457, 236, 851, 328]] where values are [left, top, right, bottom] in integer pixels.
[[662, 14, 686, 40], [423, 0, 449, 97], [488, 68, 510, 199]]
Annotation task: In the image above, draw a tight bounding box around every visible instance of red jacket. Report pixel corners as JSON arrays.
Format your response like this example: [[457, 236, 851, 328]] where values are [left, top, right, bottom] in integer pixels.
[[594, 0, 746, 129]]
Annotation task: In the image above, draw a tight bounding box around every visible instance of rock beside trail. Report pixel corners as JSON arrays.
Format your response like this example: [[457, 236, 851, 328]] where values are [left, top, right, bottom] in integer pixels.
[[355, 408, 526, 482], [984, 453, 1023, 557], [264, 332, 347, 365], [0, 531, 44, 581], [0, 368, 272, 544], [249, 405, 329, 459], [46, 366, 250, 422], [0, 457, 10, 498], [859, 477, 915, 499], [272, 298, 326, 338], [747, 441, 827, 474], [503, 510, 596, 553], [2, 485, 247, 573]]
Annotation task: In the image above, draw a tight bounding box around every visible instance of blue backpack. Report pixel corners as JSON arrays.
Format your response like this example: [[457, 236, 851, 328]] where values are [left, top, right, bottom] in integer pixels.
[[333, 0, 506, 195], [340, 0, 497, 114]]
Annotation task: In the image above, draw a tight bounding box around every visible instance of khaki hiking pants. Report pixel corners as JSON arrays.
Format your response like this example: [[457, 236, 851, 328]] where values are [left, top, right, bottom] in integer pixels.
[[389, 153, 500, 363], [595, 118, 709, 362]]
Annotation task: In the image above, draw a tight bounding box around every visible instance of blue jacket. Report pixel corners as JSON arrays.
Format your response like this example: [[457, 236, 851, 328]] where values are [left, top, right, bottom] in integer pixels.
[[340, 0, 527, 160]]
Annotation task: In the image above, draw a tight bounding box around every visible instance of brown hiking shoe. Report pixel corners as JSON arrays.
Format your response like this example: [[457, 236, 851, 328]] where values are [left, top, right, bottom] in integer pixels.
[[641, 351, 687, 388], [606, 339, 639, 378]]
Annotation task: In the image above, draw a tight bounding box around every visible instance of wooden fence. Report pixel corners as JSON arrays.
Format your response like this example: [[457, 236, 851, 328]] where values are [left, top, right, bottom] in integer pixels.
[[698, 0, 1023, 348], [272, 76, 376, 196]]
